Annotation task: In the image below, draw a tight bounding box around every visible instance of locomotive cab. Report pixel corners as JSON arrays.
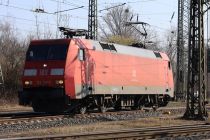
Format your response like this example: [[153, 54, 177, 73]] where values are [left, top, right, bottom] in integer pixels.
[[19, 39, 70, 112]]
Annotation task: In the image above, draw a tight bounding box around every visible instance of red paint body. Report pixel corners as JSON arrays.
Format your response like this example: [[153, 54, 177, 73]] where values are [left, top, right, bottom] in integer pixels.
[[21, 38, 174, 103], [64, 39, 174, 99], [22, 39, 69, 89]]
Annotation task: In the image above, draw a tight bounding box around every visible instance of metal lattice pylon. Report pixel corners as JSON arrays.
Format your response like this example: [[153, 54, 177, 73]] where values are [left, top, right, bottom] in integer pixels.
[[176, 0, 190, 101], [88, 0, 97, 40], [183, 0, 208, 120]]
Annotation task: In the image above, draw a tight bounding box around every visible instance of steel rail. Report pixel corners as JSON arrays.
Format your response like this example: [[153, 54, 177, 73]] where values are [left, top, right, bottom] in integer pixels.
[[0, 107, 186, 129], [5, 124, 210, 140], [0, 106, 186, 119], [0, 107, 185, 120]]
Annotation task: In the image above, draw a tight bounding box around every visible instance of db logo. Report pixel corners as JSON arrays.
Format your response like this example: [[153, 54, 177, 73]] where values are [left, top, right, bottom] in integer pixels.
[[39, 69, 48, 76]]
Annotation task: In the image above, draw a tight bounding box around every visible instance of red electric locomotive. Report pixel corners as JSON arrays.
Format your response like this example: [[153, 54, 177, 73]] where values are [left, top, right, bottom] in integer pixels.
[[19, 38, 174, 113]]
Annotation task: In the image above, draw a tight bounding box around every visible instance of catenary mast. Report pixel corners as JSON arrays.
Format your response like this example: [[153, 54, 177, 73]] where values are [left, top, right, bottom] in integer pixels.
[[88, 0, 97, 40], [176, 0, 190, 100], [184, 0, 208, 120]]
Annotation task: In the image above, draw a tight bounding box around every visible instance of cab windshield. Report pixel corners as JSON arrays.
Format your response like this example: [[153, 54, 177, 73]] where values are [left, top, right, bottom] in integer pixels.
[[26, 44, 69, 61]]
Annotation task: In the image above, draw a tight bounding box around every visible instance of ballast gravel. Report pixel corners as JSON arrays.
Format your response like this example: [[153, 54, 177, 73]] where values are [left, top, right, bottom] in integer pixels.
[[0, 111, 165, 134], [0, 107, 188, 137]]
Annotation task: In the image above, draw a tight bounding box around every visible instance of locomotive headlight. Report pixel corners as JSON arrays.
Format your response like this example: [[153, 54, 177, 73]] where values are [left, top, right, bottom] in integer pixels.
[[56, 80, 64, 85], [25, 81, 30, 85], [24, 81, 32, 85], [58, 80, 64, 84]]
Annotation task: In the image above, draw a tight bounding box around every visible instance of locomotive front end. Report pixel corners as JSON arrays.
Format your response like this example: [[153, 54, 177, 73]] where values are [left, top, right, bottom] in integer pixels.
[[19, 39, 70, 112]]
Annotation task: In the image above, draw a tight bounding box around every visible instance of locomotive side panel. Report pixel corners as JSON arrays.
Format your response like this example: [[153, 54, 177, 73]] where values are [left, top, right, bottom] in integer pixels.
[[91, 51, 113, 95], [91, 52, 173, 96], [67, 39, 98, 99], [66, 39, 174, 98], [65, 40, 79, 99]]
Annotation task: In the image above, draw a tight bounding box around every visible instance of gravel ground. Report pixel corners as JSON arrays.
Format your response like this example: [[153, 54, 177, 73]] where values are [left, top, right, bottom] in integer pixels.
[[0, 111, 163, 134], [0, 105, 32, 112], [0, 115, 205, 139], [0, 101, 205, 139], [158, 135, 210, 140]]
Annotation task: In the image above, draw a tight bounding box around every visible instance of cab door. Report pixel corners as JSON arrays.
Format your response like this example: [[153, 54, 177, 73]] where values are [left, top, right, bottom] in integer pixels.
[[164, 61, 170, 92]]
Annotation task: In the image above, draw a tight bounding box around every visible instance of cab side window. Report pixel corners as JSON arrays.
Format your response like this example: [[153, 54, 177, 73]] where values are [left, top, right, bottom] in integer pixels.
[[168, 61, 171, 69]]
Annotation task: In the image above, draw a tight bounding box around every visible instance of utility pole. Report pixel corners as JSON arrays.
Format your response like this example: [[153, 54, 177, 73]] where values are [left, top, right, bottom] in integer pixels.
[[176, 0, 190, 101], [184, 0, 208, 120], [88, 0, 97, 40]]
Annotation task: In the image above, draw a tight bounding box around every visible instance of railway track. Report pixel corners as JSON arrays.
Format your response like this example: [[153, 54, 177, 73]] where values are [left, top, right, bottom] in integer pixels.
[[0, 106, 186, 117], [0, 108, 185, 133], [0, 107, 185, 125], [0, 111, 49, 118], [5, 123, 210, 140], [0, 106, 203, 138]]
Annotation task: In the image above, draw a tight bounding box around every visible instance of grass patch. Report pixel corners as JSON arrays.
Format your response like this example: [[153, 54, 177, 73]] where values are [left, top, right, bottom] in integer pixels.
[[0, 93, 31, 111], [167, 101, 186, 107]]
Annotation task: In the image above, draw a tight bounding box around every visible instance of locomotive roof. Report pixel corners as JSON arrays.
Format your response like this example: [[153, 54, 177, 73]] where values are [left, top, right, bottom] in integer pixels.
[[30, 39, 169, 61], [30, 39, 71, 45], [90, 40, 169, 61]]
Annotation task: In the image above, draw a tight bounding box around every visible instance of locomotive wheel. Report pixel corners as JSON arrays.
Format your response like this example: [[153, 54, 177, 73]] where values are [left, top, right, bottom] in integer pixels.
[[131, 106, 138, 110], [152, 105, 158, 111], [114, 100, 121, 111], [162, 99, 169, 106], [139, 106, 143, 110], [79, 106, 87, 114], [100, 106, 107, 113], [114, 106, 121, 111], [159, 95, 170, 107], [131, 105, 143, 111]]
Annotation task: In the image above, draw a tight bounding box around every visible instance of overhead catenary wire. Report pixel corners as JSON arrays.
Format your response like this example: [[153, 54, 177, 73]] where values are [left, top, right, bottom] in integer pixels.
[[47, 0, 88, 10], [0, 3, 33, 12], [0, 3, 88, 19], [99, 0, 157, 5], [99, 0, 175, 8], [0, 13, 86, 38], [0, 0, 177, 39], [0, 14, 57, 26], [0, 1, 176, 20], [53, 6, 85, 14], [99, 3, 126, 12], [0, 1, 86, 15]]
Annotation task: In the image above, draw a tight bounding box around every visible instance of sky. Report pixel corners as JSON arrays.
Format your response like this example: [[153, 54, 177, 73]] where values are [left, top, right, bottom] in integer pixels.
[[0, 0, 178, 39]]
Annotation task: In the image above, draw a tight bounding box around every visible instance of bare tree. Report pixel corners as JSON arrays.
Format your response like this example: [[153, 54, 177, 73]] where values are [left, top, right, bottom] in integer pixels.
[[163, 28, 177, 75], [144, 28, 162, 51], [99, 5, 138, 45], [99, 5, 161, 50], [0, 21, 28, 98], [100, 6, 133, 38]]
